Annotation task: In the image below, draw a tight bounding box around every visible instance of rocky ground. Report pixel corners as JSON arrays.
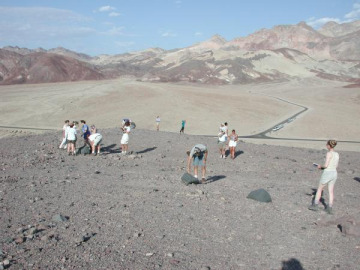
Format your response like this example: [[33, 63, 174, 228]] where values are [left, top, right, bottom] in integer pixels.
[[0, 128, 359, 270]]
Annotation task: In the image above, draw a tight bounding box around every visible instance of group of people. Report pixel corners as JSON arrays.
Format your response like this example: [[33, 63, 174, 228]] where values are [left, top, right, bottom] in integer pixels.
[[217, 122, 239, 160], [59, 117, 340, 215], [186, 138, 340, 214], [59, 120, 103, 156]]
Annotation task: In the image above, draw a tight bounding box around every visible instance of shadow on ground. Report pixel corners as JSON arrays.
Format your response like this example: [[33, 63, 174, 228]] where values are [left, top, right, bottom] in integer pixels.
[[101, 144, 121, 154], [306, 188, 327, 208], [354, 177, 360, 183], [281, 258, 304, 270], [206, 175, 226, 183], [136, 147, 157, 154]]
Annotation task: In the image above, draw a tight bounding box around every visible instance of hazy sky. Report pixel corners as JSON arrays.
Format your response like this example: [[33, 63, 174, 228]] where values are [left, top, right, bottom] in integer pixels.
[[0, 0, 359, 56]]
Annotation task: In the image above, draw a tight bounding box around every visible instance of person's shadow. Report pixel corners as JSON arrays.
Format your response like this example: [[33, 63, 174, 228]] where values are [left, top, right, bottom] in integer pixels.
[[101, 144, 120, 154], [136, 147, 157, 154], [206, 175, 226, 183], [281, 258, 304, 270], [307, 188, 326, 208], [354, 177, 360, 183], [225, 150, 244, 159]]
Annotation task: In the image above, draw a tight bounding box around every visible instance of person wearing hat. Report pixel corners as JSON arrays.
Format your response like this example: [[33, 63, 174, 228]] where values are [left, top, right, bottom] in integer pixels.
[[187, 144, 208, 183]]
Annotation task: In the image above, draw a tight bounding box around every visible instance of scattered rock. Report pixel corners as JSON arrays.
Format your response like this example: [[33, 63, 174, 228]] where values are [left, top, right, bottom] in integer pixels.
[[14, 237, 25, 244], [146, 253, 154, 257], [247, 188, 272, 203], [52, 214, 69, 222]]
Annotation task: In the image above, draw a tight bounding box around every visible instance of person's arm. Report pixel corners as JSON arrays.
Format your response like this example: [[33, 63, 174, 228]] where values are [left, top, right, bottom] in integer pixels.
[[318, 152, 332, 170], [204, 151, 208, 164]]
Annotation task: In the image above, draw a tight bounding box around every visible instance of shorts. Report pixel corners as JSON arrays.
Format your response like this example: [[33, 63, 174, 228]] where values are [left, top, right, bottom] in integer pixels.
[[93, 135, 103, 146], [218, 141, 226, 150], [121, 133, 129, 145], [67, 140, 75, 143], [319, 170, 337, 185], [193, 154, 205, 167], [229, 140, 237, 147]]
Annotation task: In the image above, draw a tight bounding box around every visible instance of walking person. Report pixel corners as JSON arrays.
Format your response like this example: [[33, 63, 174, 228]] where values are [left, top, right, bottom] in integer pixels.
[[187, 144, 208, 184], [229, 129, 238, 159], [59, 120, 69, 149], [308, 140, 340, 214], [180, 120, 186, 134], [65, 122, 77, 156], [121, 121, 131, 155], [156, 116, 161, 131]]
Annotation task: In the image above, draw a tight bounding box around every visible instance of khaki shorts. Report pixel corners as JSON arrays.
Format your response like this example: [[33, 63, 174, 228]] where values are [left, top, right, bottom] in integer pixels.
[[218, 141, 226, 150], [319, 171, 337, 185]]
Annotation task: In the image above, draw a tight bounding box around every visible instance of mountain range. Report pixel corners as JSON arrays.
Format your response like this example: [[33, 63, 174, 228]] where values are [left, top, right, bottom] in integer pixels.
[[1, 20, 359, 86]]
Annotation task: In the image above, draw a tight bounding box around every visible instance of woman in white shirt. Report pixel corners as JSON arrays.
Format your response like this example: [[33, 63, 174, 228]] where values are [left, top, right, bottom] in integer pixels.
[[308, 140, 340, 214], [228, 129, 238, 160], [65, 122, 77, 156], [121, 121, 131, 155]]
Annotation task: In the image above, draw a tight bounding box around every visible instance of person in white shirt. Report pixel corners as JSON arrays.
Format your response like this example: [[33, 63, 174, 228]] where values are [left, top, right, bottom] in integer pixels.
[[89, 133, 103, 156], [218, 131, 227, 158], [65, 122, 77, 156], [121, 121, 131, 155], [229, 129, 238, 160], [308, 140, 340, 214], [59, 120, 69, 149], [156, 116, 161, 131]]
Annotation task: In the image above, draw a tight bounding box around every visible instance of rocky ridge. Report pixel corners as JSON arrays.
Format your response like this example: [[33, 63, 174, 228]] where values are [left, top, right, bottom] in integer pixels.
[[0, 20, 359, 85]]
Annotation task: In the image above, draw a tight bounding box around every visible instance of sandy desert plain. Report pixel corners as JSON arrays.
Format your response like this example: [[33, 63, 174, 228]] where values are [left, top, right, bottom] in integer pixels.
[[0, 78, 359, 151], [0, 78, 360, 270]]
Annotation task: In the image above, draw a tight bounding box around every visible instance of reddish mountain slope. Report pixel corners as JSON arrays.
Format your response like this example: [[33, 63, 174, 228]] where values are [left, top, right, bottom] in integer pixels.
[[0, 50, 104, 84]]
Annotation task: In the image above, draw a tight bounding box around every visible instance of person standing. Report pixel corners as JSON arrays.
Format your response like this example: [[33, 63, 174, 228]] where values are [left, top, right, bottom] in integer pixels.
[[218, 131, 227, 158], [187, 144, 208, 184], [180, 120, 186, 134], [59, 120, 69, 149], [80, 120, 91, 147], [65, 122, 77, 156], [121, 121, 131, 155], [308, 140, 340, 214], [229, 129, 238, 159], [156, 116, 161, 131]]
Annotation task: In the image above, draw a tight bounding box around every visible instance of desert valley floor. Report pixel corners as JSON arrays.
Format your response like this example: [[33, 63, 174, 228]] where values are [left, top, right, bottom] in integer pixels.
[[0, 79, 359, 269]]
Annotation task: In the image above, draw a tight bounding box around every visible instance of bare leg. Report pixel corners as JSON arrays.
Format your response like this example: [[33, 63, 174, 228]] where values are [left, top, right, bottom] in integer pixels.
[[201, 166, 206, 179], [194, 166, 198, 178], [328, 183, 335, 207], [314, 183, 325, 204]]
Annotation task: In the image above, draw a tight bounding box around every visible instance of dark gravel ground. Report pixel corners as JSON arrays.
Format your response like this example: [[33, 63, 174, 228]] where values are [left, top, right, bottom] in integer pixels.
[[0, 128, 359, 270]]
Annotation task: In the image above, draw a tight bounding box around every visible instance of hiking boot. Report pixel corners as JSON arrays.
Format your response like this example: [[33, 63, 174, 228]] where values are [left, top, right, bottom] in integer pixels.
[[325, 206, 333, 215], [308, 204, 319, 211], [201, 178, 206, 184]]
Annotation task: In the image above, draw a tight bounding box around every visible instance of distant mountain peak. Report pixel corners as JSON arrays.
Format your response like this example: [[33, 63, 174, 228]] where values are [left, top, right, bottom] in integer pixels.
[[209, 34, 227, 44]]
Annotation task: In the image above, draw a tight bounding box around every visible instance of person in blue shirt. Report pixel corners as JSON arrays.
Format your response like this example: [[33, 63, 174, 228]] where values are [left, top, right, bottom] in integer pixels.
[[180, 120, 186, 134], [80, 120, 91, 147]]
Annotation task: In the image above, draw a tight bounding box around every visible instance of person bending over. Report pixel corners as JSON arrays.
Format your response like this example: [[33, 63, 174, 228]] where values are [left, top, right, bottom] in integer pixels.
[[187, 144, 208, 184], [89, 132, 103, 156]]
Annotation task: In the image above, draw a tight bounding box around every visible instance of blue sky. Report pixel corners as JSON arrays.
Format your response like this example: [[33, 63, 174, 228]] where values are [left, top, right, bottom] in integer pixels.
[[0, 0, 359, 56]]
